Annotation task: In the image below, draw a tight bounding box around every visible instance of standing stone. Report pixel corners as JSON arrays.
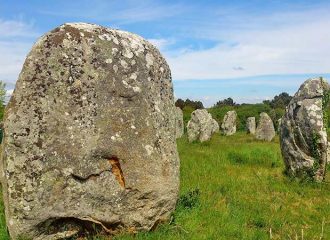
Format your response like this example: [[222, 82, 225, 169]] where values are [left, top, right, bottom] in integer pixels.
[[246, 117, 256, 134], [0, 121, 3, 144], [211, 119, 220, 134], [277, 118, 282, 132], [327, 143, 330, 163], [221, 110, 237, 136], [0, 23, 180, 239], [187, 109, 218, 142], [280, 78, 329, 181], [175, 107, 184, 138], [255, 113, 275, 141]]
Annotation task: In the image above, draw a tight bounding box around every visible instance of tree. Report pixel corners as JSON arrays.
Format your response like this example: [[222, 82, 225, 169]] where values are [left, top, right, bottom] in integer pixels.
[[175, 98, 185, 109], [214, 97, 236, 107], [264, 92, 292, 109], [175, 98, 204, 110]]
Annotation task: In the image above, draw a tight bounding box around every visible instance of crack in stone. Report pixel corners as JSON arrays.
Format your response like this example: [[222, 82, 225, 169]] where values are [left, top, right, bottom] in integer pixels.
[[70, 157, 126, 188], [109, 157, 126, 188], [71, 169, 111, 182]]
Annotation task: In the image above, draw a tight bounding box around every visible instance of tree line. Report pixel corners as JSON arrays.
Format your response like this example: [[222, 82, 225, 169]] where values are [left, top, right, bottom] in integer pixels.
[[176, 92, 292, 110]]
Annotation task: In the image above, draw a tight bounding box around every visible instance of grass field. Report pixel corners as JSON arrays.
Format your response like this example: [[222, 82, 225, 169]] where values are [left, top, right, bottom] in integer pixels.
[[1, 133, 329, 239]]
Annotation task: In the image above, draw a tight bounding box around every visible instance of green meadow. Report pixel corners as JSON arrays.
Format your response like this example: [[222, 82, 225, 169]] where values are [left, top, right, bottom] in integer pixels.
[[1, 133, 329, 240], [114, 133, 330, 240]]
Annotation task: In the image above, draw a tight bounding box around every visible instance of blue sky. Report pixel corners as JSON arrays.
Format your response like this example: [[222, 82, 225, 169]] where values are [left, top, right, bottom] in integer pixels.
[[1, 0, 330, 106]]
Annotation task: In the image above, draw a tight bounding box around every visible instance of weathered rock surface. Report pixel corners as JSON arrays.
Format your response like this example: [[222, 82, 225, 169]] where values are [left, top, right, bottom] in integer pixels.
[[277, 118, 282, 132], [246, 117, 256, 134], [221, 110, 237, 136], [255, 113, 275, 141], [280, 78, 329, 181], [175, 107, 184, 138], [211, 119, 220, 134], [327, 143, 330, 163], [187, 109, 218, 142], [0, 23, 180, 239]]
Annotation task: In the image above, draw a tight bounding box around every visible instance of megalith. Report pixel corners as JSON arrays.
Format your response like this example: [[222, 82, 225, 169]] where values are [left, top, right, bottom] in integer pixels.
[[255, 113, 275, 141], [187, 109, 218, 142], [0, 23, 180, 239], [280, 78, 329, 181], [277, 118, 282, 132], [175, 107, 184, 138], [211, 119, 220, 134], [221, 110, 237, 136], [246, 117, 256, 134]]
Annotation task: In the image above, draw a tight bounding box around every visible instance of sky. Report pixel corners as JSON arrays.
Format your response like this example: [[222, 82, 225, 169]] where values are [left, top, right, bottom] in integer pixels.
[[1, 0, 330, 106]]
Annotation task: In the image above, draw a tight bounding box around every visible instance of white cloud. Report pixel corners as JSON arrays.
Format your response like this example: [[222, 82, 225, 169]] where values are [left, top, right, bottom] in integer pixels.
[[0, 20, 38, 84], [165, 7, 330, 81], [0, 19, 37, 38], [147, 38, 175, 52], [0, 41, 32, 84]]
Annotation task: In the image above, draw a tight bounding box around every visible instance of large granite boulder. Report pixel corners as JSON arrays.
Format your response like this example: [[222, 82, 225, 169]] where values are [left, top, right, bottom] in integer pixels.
[[175, 107, 184, 138], [255, 113, 275, 141], [280, 78, 329, 181], [246, 117, 256, 134], [0, 23, 180, 239], [221, 110, 237, 136], [187, 109, 218, 142]]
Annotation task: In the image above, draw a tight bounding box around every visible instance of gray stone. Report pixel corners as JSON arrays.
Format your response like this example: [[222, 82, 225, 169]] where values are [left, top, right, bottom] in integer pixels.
[[211, 119, 220, 134], [255, 113, 275, 141], [280, 78, 329, 181], [175, 107, 184, 138], [221, 110, 237, 136], [327, 142, 330, 163], [277, 118, 282, 132], [0, 23, 180, 239], [246, 117, 256, 134], [187, 109, 218, 142]]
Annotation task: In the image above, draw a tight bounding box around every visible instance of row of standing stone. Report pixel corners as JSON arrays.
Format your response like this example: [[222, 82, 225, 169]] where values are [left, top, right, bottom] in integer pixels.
[[175, 109, 275, 142], [176, 77, 329, 182], [246, 113, 276, 141]]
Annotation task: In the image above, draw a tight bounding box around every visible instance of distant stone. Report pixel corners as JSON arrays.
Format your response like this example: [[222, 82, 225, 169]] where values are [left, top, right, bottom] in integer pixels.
[[175, 107, 184, 138], [221, 110, 237, 136], [187, 109, 218, 142], [0, 23, 180, 239], [246, 117, 256, 134], [327, 143, 330, 163], [255, 113, 275, 141], [211, 119, 220, 134], [277, 118, 282, 132], [280, 78, 329, 181]]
